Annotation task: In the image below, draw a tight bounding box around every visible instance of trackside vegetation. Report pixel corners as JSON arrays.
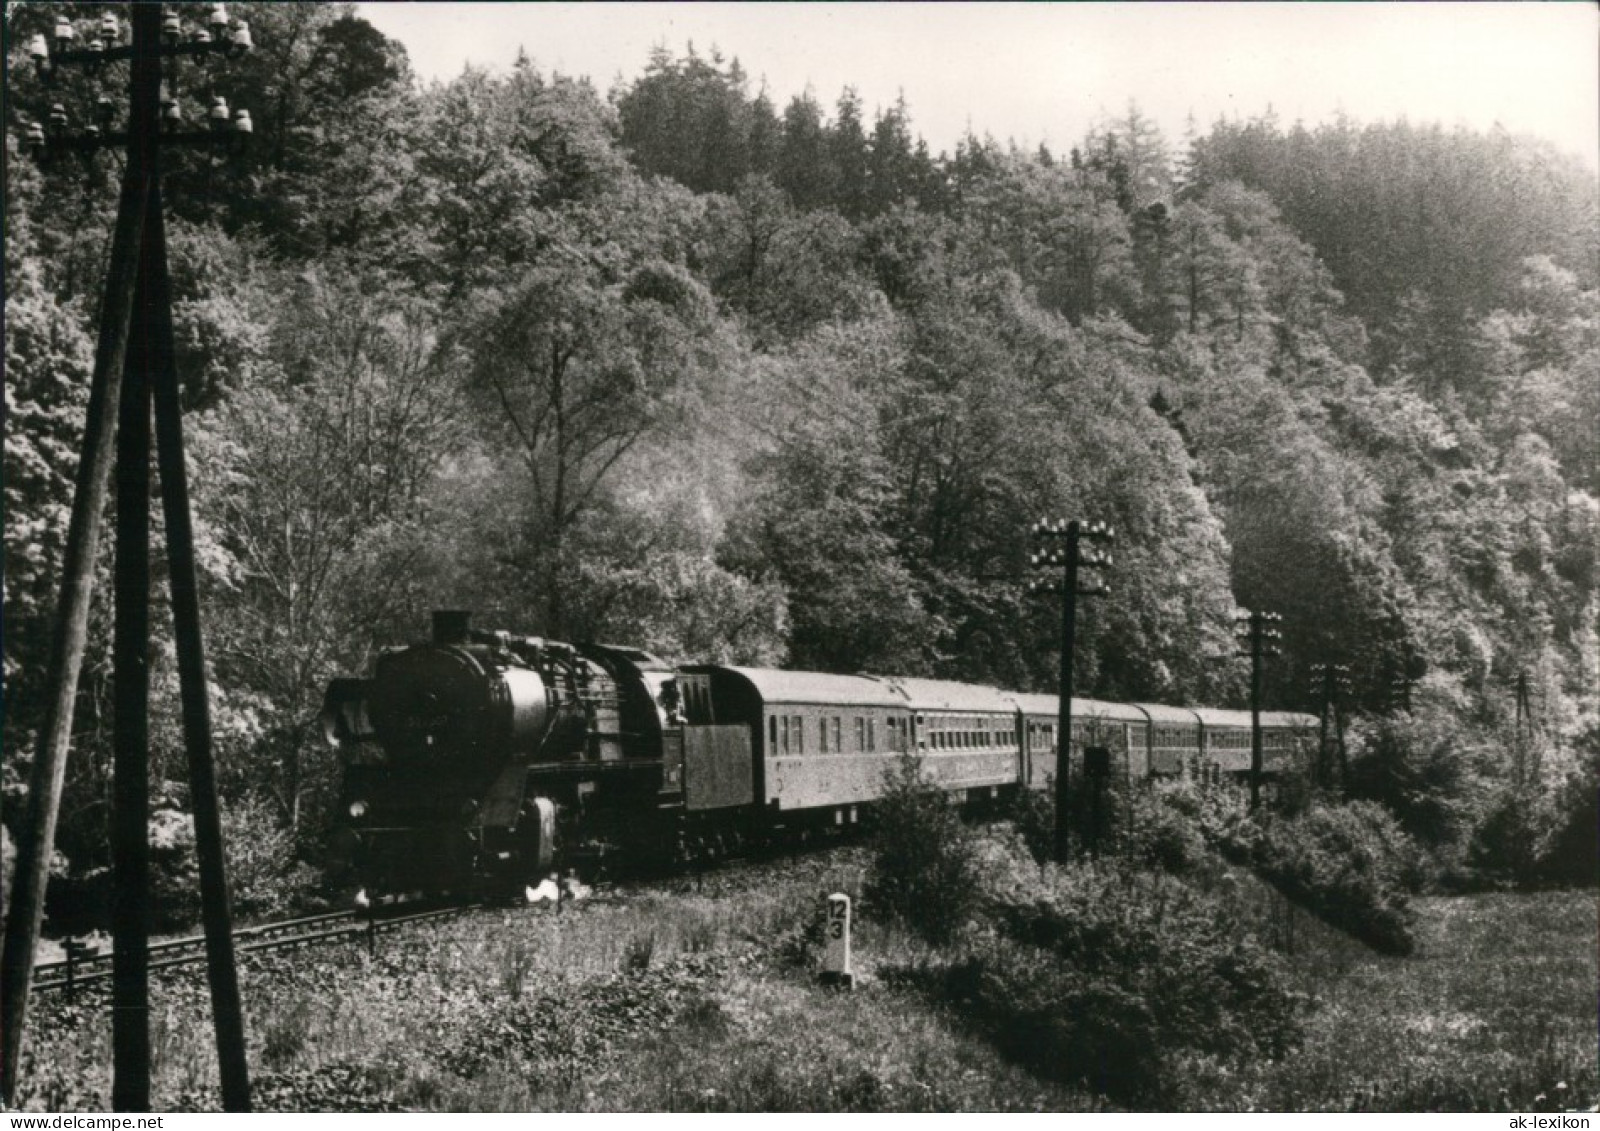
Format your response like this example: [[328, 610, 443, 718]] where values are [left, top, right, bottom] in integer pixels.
[[4, 15, 1595, 927]]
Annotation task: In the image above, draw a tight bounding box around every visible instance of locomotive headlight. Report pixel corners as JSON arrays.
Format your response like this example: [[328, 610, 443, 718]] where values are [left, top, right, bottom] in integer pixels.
[[348, 799, 368, 820]]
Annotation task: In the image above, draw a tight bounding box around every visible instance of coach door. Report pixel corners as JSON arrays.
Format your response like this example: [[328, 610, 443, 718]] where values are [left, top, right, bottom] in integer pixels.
[[1014, 709, 1028, 786]]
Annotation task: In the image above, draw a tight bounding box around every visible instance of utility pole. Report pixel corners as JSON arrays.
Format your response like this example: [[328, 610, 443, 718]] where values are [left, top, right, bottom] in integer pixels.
[[1233, 610, 1282, 812], [1029, 519, 1113, 862], [1309, 662, 1351, 792], [1509, 668, 1542, 885], [1513, 669, 1536, 750], [4, 5, 255, 1112]]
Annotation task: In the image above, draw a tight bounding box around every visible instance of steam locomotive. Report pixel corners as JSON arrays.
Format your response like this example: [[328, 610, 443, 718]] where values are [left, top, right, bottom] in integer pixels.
[[321, 611, 1316, 893]]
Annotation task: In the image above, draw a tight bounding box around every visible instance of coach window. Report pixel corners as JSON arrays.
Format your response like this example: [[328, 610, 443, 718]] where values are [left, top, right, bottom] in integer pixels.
[[769, 715, 777, 749], [832, 717, 842, 753], [794, 716, 805, 753], [781, 715, 790, 754], [868, 718, 877, 752]]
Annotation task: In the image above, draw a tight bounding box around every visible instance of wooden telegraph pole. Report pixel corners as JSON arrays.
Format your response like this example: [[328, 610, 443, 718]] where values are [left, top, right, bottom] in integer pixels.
[[1309, 662, 1351, 792], [1028, 519, 1114, 862], [1233, 610, 1282, 812], [2, 4, 256, 1112]]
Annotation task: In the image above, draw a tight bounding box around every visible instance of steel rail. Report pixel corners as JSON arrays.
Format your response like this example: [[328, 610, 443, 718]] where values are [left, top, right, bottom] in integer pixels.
[[31, 902, 474, 993]]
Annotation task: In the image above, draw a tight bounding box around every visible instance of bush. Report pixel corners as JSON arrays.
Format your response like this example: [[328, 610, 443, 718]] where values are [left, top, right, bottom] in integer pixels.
[[223, 792, 319, 918], [1255, 801, 1421, 955], [945, 857, 1304, 1106], [1008, 784, 1055, 867], [1152, 778, 1259, 864], [1121, 787, 1208, 875], [1010, 770, 1191, 869], [1541, 726, 1600, 887], [866, 754, 981, 944], [1345, 710, 1484, 856], [149, 808, 202, 931]]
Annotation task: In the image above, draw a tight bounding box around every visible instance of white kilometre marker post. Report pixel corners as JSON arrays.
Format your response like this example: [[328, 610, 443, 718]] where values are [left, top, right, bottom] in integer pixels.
[[821, 893, 854, 989]]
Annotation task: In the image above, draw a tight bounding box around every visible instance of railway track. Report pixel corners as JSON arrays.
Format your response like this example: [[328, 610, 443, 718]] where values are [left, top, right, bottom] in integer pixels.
[[32, 900, 475, 994], [31, 834, 865, 996]]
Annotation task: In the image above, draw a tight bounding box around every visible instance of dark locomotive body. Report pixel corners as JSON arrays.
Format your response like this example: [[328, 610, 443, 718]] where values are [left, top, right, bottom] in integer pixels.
[[323, 612, 1316, 893], [322, 611, 683, 890]]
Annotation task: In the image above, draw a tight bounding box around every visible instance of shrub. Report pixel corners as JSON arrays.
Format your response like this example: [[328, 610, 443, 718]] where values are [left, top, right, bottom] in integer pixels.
[[1255, 801, 1421, 955], [945, 856, 1303, 1106], [223, 792, 318, 919], [1121, 787, 1207, 875], [1153, 777, 1259, 863], [1345, 710, 1488, 883], [866, 754, 981, 944], [1011, 769, 1182, 869], [1007, 783, 1055, 867], [1541, 726, 1600, 887], [149, 808, 202, 931]]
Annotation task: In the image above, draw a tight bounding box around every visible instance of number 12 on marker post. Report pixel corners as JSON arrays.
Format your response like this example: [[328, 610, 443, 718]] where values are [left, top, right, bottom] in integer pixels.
[[823, 893, 853, 986]]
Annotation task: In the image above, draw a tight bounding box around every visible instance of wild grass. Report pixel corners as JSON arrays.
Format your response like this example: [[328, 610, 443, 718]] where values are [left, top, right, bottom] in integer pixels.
[[10, 840, 1595, 1112], [1197, 888, 1599, 1111]]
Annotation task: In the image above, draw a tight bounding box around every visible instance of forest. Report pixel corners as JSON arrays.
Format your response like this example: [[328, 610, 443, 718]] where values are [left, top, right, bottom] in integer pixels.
[[4, 4, 1597, 918]]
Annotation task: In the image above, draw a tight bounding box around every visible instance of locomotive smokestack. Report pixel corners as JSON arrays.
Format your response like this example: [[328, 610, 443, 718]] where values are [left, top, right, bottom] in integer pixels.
[[432, 609, 472, 646]]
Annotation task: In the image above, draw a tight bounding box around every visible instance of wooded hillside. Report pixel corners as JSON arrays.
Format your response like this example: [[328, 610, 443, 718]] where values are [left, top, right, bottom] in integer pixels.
[[5, 7, 1596, 905]]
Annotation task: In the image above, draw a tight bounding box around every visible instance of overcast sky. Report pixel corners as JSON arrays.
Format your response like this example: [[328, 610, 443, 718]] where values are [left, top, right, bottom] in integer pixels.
[[358, 2, 1599, 170]]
